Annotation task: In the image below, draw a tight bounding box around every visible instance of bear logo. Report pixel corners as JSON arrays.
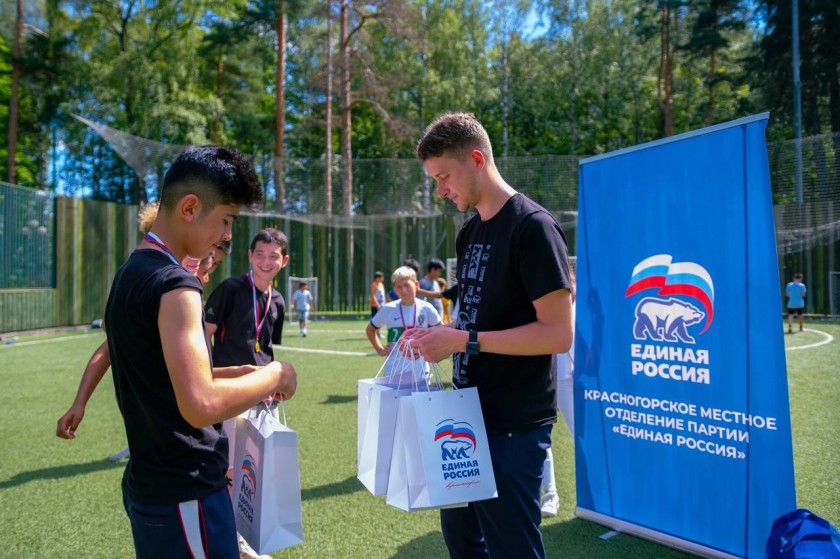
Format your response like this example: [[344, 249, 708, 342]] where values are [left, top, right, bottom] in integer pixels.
[[633, 297, 705, 344], [441, 440, 473, 461]]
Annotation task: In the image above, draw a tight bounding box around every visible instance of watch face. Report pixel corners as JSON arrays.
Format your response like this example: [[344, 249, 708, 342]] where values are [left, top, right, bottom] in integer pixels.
[[466, 341, 479, 355]]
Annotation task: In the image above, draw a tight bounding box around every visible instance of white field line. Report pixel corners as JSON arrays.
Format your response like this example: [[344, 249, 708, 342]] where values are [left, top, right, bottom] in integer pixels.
[[276, 345, 372, 357], [6, 328, 829, 355], [0, 333, 101, 348], [785, 328, 834, 351]]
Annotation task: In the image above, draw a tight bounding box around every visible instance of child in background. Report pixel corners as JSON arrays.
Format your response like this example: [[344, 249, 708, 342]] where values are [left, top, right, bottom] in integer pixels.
[[366, 266, 441, 375], [436, 277, 451, 323], [291, 280, 315, 337]]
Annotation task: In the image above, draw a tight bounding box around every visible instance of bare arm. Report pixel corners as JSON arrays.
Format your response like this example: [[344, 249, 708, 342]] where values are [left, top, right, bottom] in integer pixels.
[[56, 339, 111, 439], [404, 289, 573, 363], [160, 288, 297, 428], [212, 364, 259, 379], [205, 321, 218, 337], [366, 322, 389, 356], [416, 287, 442, 299]]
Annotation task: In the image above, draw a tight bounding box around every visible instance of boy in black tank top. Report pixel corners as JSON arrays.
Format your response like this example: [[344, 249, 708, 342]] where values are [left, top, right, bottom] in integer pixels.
[[105, 146, 298, 559]]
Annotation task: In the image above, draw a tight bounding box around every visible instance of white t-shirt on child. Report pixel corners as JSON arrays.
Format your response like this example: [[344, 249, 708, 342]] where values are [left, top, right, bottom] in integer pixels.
[[371, 299, 441, 377]]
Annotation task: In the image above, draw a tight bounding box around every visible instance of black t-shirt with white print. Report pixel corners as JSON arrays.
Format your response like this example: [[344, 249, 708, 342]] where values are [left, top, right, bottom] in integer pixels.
[[104, 249, 228, 505], [204, 274, 285, 367], [454, 193, 572, 433]]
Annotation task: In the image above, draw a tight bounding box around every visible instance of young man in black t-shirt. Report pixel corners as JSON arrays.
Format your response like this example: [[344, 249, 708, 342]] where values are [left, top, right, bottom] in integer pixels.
[[405, 113, 573, 559], [104, 146, 298, 559]]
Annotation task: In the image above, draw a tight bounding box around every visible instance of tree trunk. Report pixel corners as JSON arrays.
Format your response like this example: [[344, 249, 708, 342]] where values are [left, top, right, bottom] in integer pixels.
[[340, 0, 352, 217], [325, 0, 333, 216], [6, 0, 24, 184], [213, 51, 224, 144], [657, 4, 674, 137], [501, 42, 510, 158], [705, 47, 717, 126], [274, 0, 288, 213]]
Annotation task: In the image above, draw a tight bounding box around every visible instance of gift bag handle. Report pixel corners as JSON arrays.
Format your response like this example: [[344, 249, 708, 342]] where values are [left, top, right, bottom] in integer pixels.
[[259, 395, 288, 427]]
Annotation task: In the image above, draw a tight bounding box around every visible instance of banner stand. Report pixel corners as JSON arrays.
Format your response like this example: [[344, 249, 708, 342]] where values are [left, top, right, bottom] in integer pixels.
[[577, 508, 742, 559]]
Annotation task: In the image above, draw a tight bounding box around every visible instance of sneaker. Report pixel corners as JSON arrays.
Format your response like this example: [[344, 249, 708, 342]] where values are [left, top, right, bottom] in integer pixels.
[[238, 534, 270, 559], [540, 491, 559, 518]]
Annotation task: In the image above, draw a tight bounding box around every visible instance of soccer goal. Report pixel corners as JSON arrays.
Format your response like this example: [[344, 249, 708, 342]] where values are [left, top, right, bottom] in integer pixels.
[[830, 271, 840, 316], [287, 276, 319, 322]]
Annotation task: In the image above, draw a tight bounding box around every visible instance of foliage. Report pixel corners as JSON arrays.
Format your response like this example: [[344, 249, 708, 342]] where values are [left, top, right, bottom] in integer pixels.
[[0, 0, 837, 208]]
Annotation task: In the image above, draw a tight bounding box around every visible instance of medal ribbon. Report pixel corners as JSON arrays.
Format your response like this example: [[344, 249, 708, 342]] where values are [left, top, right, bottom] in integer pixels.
[[398, 303, 417, 331], [144, 232, 181, 266], [247, 271, 271, 351]]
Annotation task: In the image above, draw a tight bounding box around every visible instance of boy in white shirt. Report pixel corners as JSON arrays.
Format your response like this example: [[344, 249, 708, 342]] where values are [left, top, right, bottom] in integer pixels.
[[366, 266, 441, 376], [291, 280, 315, 336]]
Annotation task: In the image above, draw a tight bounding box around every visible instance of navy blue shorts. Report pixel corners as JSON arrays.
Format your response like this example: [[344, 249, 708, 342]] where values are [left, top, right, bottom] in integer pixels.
[[123, 486, 238, 559], [788, 307, 804, 316]]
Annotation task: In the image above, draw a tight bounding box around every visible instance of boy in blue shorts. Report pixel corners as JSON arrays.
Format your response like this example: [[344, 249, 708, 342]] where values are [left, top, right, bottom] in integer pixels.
[[785, 272, 807, 333], [104, 146, 298, 559]]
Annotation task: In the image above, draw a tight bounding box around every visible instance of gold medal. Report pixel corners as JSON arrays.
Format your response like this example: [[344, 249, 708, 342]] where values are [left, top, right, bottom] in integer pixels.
[[255, 341, 261, 352]]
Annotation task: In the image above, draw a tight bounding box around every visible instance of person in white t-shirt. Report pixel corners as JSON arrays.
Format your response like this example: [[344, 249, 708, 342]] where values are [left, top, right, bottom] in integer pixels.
[[366, 265, 441, 376], [291, 280, 315, 337]]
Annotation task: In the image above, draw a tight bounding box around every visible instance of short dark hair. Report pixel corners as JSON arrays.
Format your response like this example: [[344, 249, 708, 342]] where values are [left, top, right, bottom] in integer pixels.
[[794, 273, 803, 280], [249, 228, 289, 256], [160, 145, 262, 212], [374, 271, 384, 279], [428, 258, 444, 272], [416, 112, 493, 162], [402, 258, 421, 275]]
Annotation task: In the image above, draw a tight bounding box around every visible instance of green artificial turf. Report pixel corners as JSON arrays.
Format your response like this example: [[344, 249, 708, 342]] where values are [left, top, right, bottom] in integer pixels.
[[0, 320, 836, 558]]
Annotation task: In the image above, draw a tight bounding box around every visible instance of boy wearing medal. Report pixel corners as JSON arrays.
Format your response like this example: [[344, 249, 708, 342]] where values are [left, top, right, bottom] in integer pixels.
[[205, 228, 289, 366], [366, 265, 442, 375]]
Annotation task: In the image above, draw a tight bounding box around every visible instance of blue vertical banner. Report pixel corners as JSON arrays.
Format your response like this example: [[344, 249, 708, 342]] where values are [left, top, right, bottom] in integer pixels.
[[575, 114, 796, 559]]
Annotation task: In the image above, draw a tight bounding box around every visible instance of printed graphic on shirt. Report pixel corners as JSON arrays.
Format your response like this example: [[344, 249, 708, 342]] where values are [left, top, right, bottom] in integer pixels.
[[455, 243, 491, 384]]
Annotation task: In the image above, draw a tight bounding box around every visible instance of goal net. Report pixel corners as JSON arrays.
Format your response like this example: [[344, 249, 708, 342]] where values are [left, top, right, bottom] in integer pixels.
[[830, 272, 840, 316], [286, 276, 319, 322]]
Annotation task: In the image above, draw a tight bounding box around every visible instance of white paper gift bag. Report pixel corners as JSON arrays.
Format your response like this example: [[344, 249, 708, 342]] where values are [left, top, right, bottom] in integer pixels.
[[357, 347, 427, 496], [386, 385, 497, 511], [232, 403, 304, 554]]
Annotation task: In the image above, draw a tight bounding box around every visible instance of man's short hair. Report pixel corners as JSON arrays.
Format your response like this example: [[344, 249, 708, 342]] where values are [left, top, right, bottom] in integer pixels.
[[392, 266, 418, 285], [794, 273, 803, 280], [427, 258, 445, 272], [249, 228, 289, 256], [160, 145, 262, 212], [415, 112, 493, 162]]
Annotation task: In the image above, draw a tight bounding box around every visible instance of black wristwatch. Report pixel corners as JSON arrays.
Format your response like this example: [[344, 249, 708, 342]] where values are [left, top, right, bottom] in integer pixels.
[[466, 330, 480, 355]]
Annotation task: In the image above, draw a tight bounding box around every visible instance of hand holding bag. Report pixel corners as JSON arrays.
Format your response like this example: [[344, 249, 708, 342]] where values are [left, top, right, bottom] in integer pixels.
[[358, 344, 428, 495], [232, 400, 304, 554]]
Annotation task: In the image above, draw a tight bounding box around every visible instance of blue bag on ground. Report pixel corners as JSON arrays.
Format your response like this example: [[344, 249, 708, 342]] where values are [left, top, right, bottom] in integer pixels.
[[766, 508, 840, 559]]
